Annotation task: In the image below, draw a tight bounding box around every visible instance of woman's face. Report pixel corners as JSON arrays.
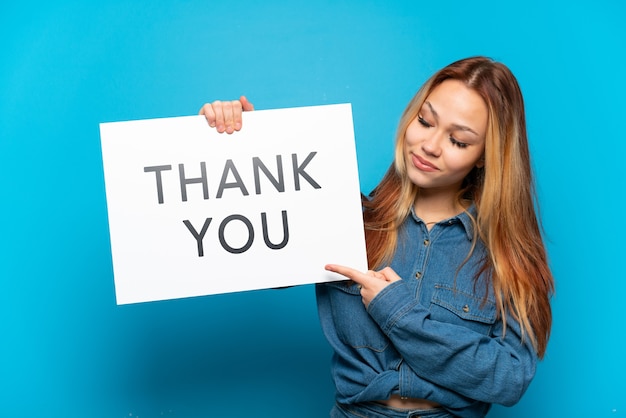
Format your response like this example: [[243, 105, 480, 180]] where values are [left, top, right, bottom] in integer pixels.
[[404, 79, 488, 195]]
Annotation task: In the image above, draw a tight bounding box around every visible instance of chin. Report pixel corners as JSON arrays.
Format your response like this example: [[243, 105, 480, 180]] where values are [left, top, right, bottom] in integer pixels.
[[406, 170, 431, 188]]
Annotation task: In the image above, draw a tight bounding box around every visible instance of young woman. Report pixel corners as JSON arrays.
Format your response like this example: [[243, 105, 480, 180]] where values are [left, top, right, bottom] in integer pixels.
[[199, 56, 554, 418]]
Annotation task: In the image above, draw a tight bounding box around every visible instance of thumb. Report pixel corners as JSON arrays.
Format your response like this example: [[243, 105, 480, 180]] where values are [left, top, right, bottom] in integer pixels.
[[240, 95, 255, 111]]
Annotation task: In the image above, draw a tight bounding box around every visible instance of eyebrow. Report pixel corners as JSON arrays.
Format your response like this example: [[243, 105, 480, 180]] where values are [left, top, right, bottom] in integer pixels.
[[424, 101, 481, 137]]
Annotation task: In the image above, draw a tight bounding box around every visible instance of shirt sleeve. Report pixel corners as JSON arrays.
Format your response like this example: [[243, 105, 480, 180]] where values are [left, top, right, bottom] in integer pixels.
[[366, 279, 537, 406]]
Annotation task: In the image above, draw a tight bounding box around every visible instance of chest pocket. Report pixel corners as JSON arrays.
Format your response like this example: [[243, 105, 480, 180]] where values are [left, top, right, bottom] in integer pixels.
[[325, 281, 390, 352], [430, 284, 497, 335]]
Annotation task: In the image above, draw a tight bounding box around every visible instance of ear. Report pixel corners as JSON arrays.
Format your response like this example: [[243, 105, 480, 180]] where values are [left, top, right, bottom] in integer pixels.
[[475, 155, 485, 169]]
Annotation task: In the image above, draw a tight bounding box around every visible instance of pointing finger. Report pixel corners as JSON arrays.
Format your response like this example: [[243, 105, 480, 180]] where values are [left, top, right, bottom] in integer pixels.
[[325, 264, 376, 286]]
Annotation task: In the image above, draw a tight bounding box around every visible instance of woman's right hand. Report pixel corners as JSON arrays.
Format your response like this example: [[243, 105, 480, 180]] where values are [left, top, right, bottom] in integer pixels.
[[198, 95, 255, 134]]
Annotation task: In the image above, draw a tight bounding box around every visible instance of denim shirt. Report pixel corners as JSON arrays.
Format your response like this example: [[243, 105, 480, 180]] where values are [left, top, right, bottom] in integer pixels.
[[316, 207, 537, 418]]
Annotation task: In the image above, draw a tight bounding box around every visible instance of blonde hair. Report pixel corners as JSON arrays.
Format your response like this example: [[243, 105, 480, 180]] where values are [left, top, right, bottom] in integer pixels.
[[363, 56, 554, 358]]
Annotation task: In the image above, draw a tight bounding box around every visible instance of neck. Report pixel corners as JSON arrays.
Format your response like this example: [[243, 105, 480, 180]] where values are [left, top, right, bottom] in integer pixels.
[[413, 188, 463, 224]]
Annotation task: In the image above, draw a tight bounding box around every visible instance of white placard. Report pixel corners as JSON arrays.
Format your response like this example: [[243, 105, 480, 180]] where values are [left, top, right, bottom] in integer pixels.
[[100, 104, 367, 304]]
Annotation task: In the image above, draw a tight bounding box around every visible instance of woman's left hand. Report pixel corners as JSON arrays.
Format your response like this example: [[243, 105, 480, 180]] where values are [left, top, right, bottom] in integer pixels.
[[324, 265, 402, 308]]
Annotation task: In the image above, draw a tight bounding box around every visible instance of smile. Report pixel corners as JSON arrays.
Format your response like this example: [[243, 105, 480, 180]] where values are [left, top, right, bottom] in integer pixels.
[[411, 153, 439, 172]]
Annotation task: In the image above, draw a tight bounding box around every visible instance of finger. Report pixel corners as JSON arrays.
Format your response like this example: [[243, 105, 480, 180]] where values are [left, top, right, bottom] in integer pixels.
[[368, 270, 386, 280], [325, 264, 372, 286], [325, 263, 360, 279], [199, 103, 217, 128], [240, 95, 255, 112], [222, 100, 235, 134], [378, 266, 402, 283], [211, 100, 226, 133], [231, 100, 244, 132]]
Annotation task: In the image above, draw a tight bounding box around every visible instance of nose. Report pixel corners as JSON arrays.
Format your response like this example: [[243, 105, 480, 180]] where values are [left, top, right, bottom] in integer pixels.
[[421, 130, 443, 157]]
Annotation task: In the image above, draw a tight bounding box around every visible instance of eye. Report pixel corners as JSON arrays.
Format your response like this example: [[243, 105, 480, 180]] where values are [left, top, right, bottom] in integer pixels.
[[417, 115, 432, 128], [450, 136, 468, 148]]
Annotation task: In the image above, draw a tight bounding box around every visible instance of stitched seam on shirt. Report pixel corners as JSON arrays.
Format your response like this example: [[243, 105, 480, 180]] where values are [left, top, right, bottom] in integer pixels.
[[382, 298, 419, 333], [432, 285, 496, 323], [432, 298, 495, 323]]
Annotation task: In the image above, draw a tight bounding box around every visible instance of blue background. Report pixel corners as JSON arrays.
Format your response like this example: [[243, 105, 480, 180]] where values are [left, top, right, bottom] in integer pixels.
[[1, 1, 624, 417]]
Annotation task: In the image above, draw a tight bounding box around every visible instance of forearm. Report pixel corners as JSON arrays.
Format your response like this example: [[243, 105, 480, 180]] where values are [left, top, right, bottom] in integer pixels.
[[368, 280, 537, 406]]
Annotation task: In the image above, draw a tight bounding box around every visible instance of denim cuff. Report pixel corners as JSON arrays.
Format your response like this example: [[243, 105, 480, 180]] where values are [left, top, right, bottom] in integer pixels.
[[367, 279, 420, 334]]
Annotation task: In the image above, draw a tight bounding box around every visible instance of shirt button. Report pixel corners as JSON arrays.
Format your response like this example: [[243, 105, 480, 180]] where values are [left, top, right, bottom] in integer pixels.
[[463, 304, 470, 313], [423, 239, 429, 246], [415, 272, 422, 279]]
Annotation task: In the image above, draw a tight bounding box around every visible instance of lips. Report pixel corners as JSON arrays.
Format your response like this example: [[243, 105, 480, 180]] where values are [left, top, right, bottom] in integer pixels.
[[411, 153, 439, 172]]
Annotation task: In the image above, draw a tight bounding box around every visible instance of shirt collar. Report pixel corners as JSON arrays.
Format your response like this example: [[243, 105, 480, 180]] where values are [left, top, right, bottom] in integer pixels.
[[410, 204, 476, 241]]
